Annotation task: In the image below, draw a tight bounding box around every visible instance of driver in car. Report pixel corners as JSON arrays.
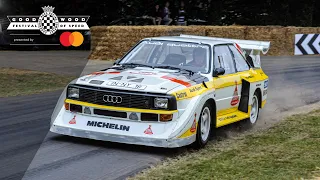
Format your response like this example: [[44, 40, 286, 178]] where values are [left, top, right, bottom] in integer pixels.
[[187, 48, 207, 68]]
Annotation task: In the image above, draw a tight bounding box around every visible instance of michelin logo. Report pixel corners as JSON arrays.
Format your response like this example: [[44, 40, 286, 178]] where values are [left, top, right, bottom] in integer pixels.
[[87, 121, 130, 131]]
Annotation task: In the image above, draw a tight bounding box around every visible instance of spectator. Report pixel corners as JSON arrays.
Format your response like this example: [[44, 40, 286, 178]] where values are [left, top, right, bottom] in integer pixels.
[[162, 1, 172, 25], [176, 1, 187, 26], [152, 4, 162, 25]]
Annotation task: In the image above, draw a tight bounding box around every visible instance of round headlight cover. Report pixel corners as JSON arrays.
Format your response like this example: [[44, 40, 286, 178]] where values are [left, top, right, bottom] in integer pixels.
[[68, 87, 79, 99], [154, 97, 168, 109]]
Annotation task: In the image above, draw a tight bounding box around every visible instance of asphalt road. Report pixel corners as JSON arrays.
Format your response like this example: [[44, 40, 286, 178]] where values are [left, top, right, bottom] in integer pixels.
[[0, 52, 320, 180]]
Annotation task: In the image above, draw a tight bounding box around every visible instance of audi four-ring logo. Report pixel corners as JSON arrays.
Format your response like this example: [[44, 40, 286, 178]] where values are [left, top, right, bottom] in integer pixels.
[[103, 95, 123, 103]]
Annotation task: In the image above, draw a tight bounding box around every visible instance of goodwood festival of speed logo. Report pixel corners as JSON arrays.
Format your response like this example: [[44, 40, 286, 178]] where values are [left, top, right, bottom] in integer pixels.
[[38, 6, 59, 35], [7, 6, 90, 35]]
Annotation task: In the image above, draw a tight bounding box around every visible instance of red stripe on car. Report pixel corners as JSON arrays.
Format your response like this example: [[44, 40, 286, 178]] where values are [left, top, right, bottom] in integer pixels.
[[161, 76, 191, 87], [90, 71, 120, 75]]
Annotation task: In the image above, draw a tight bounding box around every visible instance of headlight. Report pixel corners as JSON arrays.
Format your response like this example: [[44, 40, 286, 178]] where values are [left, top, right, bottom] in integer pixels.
[[68, 87, 79, 99], [154, 98, 168, 109]]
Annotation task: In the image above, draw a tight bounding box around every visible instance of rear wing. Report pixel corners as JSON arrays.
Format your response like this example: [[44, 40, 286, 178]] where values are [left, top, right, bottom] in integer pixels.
[[179, 34, 271, 67]]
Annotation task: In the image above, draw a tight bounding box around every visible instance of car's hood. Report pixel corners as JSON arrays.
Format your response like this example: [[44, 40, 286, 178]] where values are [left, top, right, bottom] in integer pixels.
[[75, 67, 208, 94]]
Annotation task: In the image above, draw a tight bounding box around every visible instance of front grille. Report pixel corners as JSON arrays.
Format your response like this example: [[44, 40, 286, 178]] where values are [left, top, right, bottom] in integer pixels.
[[141, 113, 159, 121], [68, 84, 177, 110], [94, 109, 127, 118]]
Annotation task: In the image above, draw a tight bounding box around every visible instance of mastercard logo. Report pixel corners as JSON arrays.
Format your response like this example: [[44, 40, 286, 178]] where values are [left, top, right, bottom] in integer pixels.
[[60, 31, 84, 47]]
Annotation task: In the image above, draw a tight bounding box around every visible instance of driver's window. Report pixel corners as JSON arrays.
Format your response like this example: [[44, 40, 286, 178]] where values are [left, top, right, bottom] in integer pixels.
[[214, 45, 236, 75], [228, 45, 250, 72]]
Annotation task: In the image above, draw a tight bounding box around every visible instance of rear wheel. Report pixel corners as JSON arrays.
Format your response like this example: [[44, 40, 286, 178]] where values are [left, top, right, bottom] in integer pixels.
[[241, 91, 260, 128], [193, 102, 212, 149]]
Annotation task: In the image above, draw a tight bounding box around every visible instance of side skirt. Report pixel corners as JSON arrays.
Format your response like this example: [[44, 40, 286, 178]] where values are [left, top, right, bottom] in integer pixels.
[[216, 110, 250, 128]]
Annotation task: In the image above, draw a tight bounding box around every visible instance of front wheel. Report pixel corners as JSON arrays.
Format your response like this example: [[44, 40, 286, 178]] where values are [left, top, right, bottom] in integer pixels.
[[193, 102, 212, 149]]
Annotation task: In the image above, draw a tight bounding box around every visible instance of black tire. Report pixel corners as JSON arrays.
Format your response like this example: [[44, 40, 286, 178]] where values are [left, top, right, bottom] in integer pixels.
[[192, 101, 213, 149], [240, 91, 260, 129]]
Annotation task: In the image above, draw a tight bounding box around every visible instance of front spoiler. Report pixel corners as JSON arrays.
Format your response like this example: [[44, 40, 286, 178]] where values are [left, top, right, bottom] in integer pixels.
[[50, 125, 195, 148]]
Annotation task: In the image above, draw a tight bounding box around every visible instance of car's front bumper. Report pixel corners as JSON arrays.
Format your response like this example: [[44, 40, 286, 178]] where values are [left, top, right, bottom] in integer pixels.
[[50, 104, 196, 148], [50, 124, 195, 148]]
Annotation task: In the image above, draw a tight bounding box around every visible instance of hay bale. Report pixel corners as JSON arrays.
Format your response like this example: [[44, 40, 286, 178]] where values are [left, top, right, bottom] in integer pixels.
[[245, 26, 286, 56], [205, 26, 246, 39], [89, 25, 320, 60]]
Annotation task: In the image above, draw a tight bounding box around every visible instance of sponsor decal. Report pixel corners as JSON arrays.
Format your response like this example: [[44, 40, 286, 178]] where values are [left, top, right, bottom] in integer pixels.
[[231, 81, 240, 106], [263, 89, 267, 96], [166, 43, 207, 49], [190, 113, 197, 133], [246, 75, 254, 79], [218, 114, 237, 121], [60, 31, 84, 47], [189, 85, 203, 93], [129, 71, 156, 75], [176, 92, 188, 99], [161, 75, 191, 87], [144, 41, 163, 45], [256, 83, 261, 87], [144, 125, 153, 135], [264, 80, 269, 88], [106, 81, 147, 90], [69, 115, 76, 124], [87, 121, 130, 131]]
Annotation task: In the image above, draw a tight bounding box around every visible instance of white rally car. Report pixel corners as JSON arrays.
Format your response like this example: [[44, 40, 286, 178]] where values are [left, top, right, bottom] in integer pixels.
[[51, 34, 270, 148]]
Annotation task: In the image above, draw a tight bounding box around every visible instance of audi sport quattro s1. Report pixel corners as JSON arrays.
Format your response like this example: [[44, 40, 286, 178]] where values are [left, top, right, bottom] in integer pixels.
[[50, 34, 270, 148]]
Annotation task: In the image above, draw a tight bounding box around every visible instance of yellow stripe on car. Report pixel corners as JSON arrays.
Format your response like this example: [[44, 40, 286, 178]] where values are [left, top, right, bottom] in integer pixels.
[[261, 99, 267, 108], [65, 99, 178, 114]]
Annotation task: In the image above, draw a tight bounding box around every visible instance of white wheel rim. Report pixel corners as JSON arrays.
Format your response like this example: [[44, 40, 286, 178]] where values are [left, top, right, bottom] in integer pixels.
[[200, 107, 211, 141], [250, 95, 259, 124]]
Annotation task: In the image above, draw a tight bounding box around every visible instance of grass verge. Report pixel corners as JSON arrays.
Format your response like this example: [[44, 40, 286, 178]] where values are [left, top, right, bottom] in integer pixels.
[[130, 110, 320, 180], [0, 67, 75, 97]]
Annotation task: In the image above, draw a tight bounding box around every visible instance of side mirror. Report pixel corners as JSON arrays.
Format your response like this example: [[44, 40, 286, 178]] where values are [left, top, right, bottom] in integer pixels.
[[113, 59, 121, 65], [213, 68, 225, 77]]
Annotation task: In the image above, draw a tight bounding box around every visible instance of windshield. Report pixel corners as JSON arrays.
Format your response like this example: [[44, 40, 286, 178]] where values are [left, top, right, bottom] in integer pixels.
[[119, 40, 211, 73]]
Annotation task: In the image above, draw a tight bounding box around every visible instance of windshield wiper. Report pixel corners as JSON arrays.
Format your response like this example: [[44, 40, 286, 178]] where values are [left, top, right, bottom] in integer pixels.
[[120, 63, 154, 68], [154, 65, 195, 75]]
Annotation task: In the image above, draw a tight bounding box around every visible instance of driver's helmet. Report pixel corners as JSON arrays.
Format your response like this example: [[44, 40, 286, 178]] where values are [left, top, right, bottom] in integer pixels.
[[192, 48, 207, 64]]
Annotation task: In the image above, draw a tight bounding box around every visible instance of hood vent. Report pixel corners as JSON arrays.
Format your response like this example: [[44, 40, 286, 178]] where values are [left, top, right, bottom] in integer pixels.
[[127, 76, 136, 79], [109, 76, 123, 80], [89, 80, 104, 85], [129, 78, 144, 83]]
